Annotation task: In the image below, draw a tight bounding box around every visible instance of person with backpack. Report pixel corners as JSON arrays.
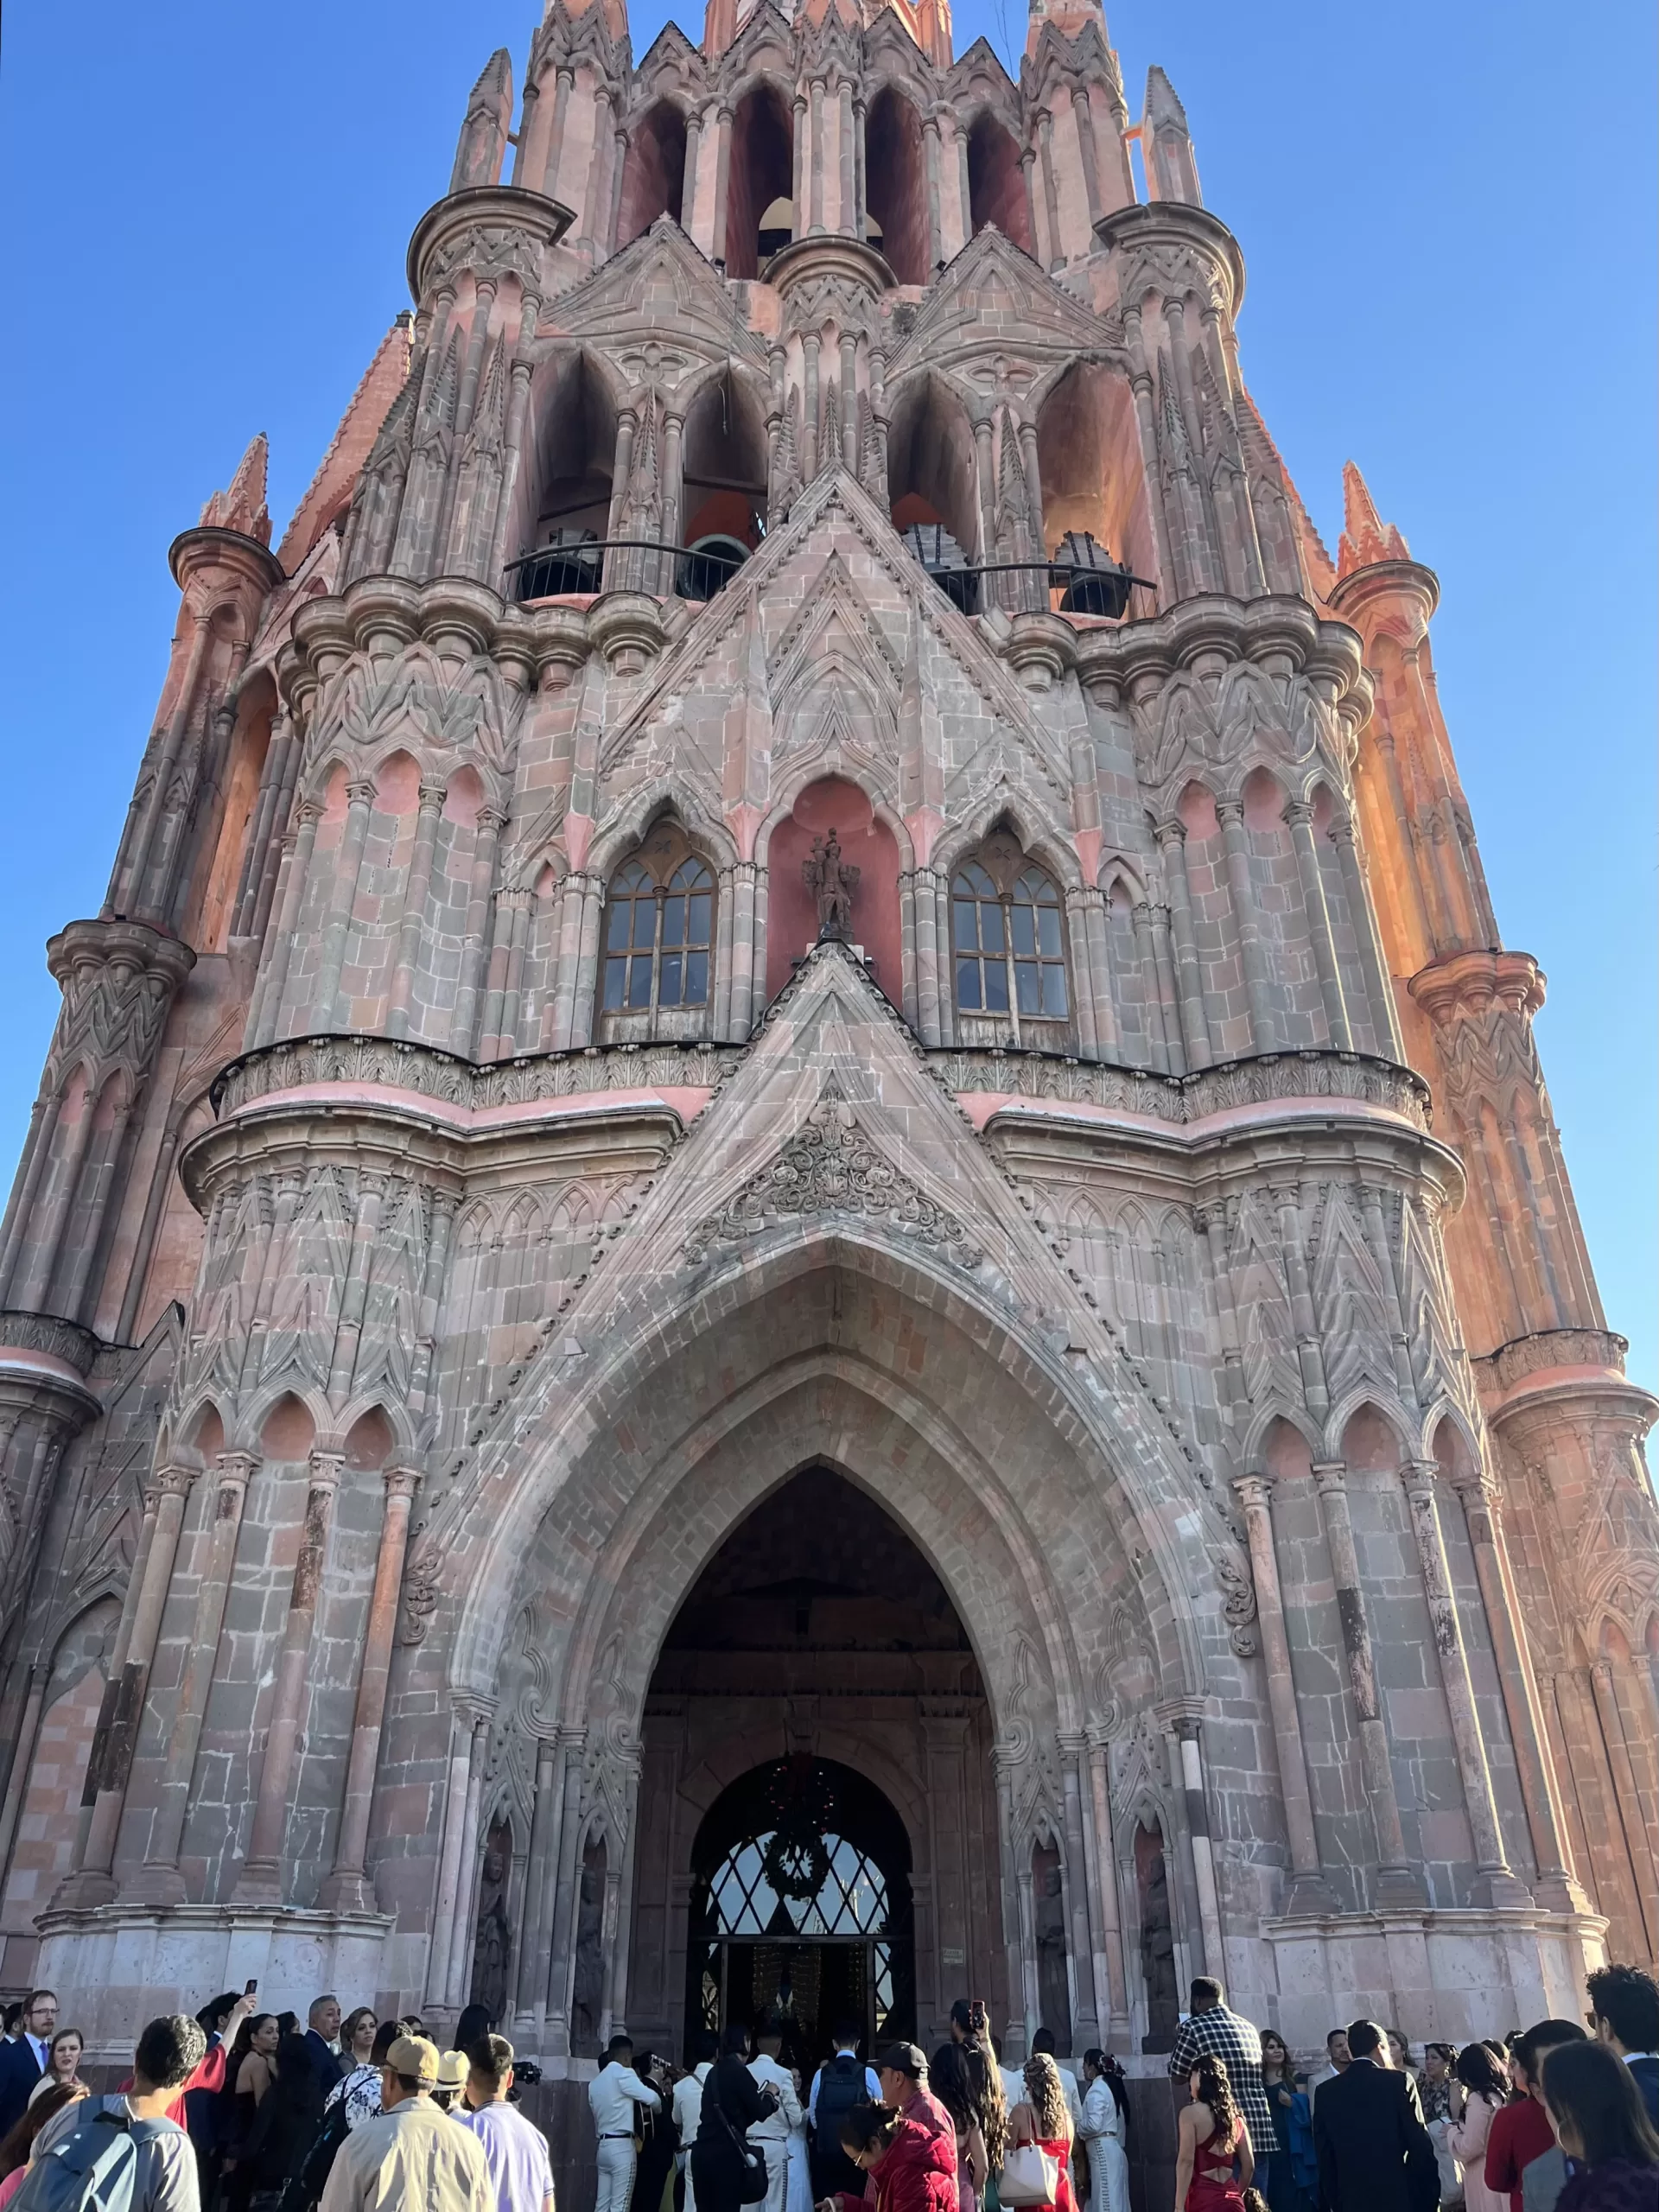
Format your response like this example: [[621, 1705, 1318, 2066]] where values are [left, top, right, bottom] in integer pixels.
[[808, 2029, 879, 2206], [15, 2012, 208, 2212]]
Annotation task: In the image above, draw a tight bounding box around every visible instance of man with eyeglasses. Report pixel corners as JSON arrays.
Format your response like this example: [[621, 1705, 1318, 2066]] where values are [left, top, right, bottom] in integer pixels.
[[0, 1990, 59, 2134]]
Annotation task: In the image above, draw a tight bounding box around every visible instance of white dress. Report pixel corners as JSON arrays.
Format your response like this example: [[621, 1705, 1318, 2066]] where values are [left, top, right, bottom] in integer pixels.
[[1080, 2076, 1129, 2212], [785, 2108, 815, 2212]]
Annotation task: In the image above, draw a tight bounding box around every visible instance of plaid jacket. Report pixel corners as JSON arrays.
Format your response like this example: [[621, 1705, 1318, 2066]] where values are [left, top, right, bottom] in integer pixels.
[[1167, 2005, 1275, 2158]]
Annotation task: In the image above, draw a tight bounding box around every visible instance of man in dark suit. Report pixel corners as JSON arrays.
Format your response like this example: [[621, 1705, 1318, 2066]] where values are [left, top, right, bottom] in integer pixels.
[[1313, 2018, 1439, 2212], [0, 1988, 57, 2135], [302, 1993, 346, 2088]]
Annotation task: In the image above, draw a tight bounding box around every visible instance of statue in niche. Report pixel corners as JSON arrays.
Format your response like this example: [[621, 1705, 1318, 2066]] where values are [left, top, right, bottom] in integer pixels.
[[1032, 1838, 1073, 2054], [1136, 1822, 1179, 2053], [571, 1834, 607, 2056], [804, 829, 860, 941], [470, 1815, 513, 2026]]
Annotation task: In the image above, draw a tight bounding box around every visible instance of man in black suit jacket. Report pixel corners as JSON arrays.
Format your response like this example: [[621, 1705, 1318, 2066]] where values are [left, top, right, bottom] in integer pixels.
[[1313, 2018, 1439, 2212], [302, 1993, 346, 2088], [0, 1989, 57, 2137]]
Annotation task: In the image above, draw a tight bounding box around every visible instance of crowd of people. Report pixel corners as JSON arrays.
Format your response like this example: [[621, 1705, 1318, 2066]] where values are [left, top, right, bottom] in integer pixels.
[[598, 1967, 1657, 2212], [0, 1961, 1653, 2212], [0, 1987, 553, 2212]]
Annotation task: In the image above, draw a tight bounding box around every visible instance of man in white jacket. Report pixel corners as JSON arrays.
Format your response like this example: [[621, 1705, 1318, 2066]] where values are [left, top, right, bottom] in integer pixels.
[[588, 2035, 663, 2212], [748, 2029, 804, 2212]]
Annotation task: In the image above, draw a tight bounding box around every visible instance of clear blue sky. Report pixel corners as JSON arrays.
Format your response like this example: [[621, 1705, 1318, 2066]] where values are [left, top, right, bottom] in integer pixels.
[[1, 0, 1652, 1386]]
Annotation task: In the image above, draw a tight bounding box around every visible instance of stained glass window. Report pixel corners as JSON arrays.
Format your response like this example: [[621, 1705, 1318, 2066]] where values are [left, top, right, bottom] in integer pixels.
[[707, 1831, 890, 1937]]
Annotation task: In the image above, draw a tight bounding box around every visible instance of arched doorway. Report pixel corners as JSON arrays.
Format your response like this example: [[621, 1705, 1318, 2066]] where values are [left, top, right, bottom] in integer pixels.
[[628, 1463, 1005, 2062], [686, 1756, 914, 2063]]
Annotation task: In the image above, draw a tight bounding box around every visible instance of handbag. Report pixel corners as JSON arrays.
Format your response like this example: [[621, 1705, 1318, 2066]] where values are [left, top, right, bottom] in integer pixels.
[[998, 2145, 1060, 2208], [710, 2099, 770, 2206]]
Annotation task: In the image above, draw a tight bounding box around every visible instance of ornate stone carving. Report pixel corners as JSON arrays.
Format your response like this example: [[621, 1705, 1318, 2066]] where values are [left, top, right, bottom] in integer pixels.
[[683, 1084, 979, 1268], [1217, 1548, 1258, 1656]]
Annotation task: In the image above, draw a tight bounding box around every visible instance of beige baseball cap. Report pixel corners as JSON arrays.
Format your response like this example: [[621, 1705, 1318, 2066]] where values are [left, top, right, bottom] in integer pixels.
[[385, 2034, 440, 2084]]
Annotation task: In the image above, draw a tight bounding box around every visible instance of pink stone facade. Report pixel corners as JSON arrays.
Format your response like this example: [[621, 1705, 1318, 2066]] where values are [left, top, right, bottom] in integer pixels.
[[0, 0, 1656, 2194]]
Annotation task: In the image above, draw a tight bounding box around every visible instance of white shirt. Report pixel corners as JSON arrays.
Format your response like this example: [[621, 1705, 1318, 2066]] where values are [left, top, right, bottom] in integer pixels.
[[675, 2065, 711, 2148], [747, 2055, 803, 2140], [808, 2059, 882, 2123], [589, 2060, 662, 2137], [1056, 2068, 1084, 2136], [1002, 2063, 1084, 2135]]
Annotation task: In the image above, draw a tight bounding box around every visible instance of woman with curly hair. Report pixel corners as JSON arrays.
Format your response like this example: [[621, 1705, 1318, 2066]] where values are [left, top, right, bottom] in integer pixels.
[[1008, 2053, 1077, 2212], [1175, 2054, 1253, 2212], [946, 2003, 1009, 2180]]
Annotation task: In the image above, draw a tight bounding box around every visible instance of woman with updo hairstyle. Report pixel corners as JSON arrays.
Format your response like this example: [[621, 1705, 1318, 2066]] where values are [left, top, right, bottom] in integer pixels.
[[1079, 2051, 1131, 2212], [1447, 2044, 1511, 2212], [947, 2002, 1008, 2176], [1174, 2053, 1252, 2212]]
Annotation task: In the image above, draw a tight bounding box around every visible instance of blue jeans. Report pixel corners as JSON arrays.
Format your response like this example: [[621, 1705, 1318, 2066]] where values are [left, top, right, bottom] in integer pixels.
[[1252, 2152, 1274, 2203]]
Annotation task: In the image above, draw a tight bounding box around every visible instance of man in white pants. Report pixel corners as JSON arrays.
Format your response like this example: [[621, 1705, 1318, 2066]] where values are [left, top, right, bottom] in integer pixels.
[[588, 2033, 661, 2212], [747, 2027, 803, 2212]]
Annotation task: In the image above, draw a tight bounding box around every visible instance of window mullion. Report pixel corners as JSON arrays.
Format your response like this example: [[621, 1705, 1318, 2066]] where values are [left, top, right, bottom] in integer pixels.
[[649, 889, 665, 1021]]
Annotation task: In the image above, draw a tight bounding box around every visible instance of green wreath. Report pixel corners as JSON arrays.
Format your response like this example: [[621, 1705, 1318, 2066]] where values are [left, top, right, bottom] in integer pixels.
[[761, 1826, 832, 1905]]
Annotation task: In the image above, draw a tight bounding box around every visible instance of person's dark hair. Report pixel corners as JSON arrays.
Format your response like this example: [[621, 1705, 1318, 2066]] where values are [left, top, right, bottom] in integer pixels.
[[0, 2006, 19, 2040], [842, 2105, 901, 2160], [1325, 2029, 1349, 2053], [1586, 1965, 1659, 2056], [340, 2006, 376, 2055], [931, 2044, 976, 2130], [227, 2011, 275, 2086], [1389, 2030, 1413, 2069], [276, 2011, 299, 2038], [134, 2013, 209, 2092], [1454, 2044, 1510, 2102], [693, 2031, 718, 2063], [23, 1993, 55, 2014], [833, 2020, 863, 2049], [1084, 2049, 1131, 2140], [1031, 2028, 1057, 2057], [370, 2020, 403, 2066], [1423, 2044, 1459, 2070], [1346, 2022, 1386, 2062], [456, 2003, 495, 2050], [469, 2035, 514, 2093], [607, 2032, 636, 2061], [950, 1999, 989, 2041], [1514, 2018, 1588, 2088], [721, 2022, 751, 2058], [198, 1992, 242, 2037], [0, 2082, 84, 2177], [270, 2033, 325, 2116], [1191, 1980, 1224, 2012], [1540, 2040, 1659, 2169], [1188, 2054, 1241, 2145]]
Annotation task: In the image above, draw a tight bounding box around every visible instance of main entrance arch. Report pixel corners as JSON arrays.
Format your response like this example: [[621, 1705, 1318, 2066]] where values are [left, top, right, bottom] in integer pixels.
[[626, 1463, 1001, 2057]]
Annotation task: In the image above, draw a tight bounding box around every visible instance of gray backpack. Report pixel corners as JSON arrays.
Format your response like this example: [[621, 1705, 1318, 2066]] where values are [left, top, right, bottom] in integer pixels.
[[10, 2098, 185, 2212]]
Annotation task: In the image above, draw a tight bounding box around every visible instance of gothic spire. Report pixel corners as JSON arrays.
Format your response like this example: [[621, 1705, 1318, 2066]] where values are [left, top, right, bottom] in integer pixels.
[[1337, 460, 1409, 576]]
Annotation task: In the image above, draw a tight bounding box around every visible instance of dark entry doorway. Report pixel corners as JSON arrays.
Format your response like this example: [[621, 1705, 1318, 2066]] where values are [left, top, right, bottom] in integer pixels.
[[686, 1755, 914, 2065]]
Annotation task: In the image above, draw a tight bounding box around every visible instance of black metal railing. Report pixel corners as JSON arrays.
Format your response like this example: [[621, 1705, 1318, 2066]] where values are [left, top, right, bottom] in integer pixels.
[[906, 556, 1159, 622], [504, 537, 751, 605]]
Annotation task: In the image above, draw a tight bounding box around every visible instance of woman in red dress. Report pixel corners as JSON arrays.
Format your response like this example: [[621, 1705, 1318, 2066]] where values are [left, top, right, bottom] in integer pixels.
[[1174, 2054, 1254, 2212], [1007, 2053, 1077, 2212]]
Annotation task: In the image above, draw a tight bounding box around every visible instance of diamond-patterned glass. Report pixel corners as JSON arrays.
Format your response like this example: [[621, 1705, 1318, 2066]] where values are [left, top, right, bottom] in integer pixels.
[[708, 1829, 889, 1936]]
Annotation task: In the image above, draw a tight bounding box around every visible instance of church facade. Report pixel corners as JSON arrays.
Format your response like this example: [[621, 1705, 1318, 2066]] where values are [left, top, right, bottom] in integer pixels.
[[0, 0, 1656, 2131]]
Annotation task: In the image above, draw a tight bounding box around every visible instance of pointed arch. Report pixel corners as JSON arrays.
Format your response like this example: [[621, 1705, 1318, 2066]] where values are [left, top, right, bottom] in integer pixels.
[[617, 100, 689, 247]]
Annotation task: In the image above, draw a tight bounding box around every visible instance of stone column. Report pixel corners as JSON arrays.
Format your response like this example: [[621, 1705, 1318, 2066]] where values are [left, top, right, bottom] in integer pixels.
[[446, 1716, 492, 2008], [250, 801, 322, 1046], [1154, 817, 1212, 1068], [1311, 1462, 1425, 1905], [853, 99, 868, 235], [543, 67, 575, 201], [1400, 1461, 1531, 1904], [1020, 149, 1040, 269], [1216, 798, 1276, 1052], [318, 1465, 420, 1912], [232, 1450, 344, 1904], [582, 88, 614, 257], [1141, 901, 1179, 1075], [1036, 111, 1063, 271], [913, 867, 943, 1046], [809, 79, 826, 232], [315, 779, 376, 1027], [1452, 1471, 1587, 1912], [837, 83, 855, 234], [1057, 1733, 1102, 2045], [992, 1749, 1032, 2058], [516, 1735, 563, 2028], [1588, 1660, 1659, 1915], [1283, 799, 1351, 1050], [427, 1710, 486, 2007], [1083, 1730, 1129, 2037], [543, 1731, 587, 2050], [387, 781, 446, 1038], [711, 105, 733, 268], [122, 1451, 258, 1905], [1330, 815, 1403, 1058], [681, 109, 701, 235], [1071, 87, 1103, 226], [1170, 1718, 1224, 1972], [453, 806, 507, 1052], [923, 115, 944, 270], [54, 1465, 195, 1907], [1232, 1476, 1333, 1912]]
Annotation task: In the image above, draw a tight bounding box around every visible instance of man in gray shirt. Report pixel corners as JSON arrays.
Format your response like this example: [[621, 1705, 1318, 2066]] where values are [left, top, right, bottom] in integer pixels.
[[25, 2013, 207, 2212]]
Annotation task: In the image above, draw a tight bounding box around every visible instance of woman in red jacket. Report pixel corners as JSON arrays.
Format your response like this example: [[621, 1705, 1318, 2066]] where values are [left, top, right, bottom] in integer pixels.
[[821, 2104, 962, 2212]]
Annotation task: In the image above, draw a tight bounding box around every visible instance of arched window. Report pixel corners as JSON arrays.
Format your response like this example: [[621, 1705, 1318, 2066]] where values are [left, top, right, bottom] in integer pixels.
[[708, 1828, 889, 1937], [951, 830, 1069, 1044], [599, 823, 715, 1039]]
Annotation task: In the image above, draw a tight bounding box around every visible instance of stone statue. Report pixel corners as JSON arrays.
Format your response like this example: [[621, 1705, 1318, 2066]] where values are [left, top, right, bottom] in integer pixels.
[[470, 1816, 512, 2026], [804, 829, 860, 941], [1139, 1842, 1179, 2052]]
